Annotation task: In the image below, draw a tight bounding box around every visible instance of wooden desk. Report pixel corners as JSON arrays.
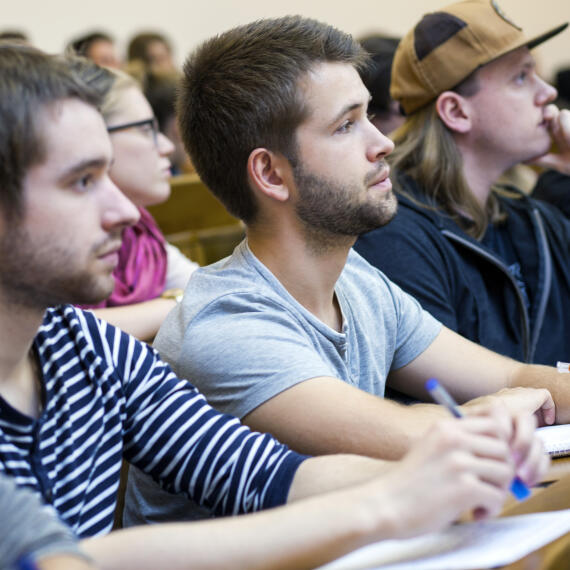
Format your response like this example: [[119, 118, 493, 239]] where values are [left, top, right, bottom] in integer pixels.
[[543, 456, 570, 484], [497, 465, 570, 569]]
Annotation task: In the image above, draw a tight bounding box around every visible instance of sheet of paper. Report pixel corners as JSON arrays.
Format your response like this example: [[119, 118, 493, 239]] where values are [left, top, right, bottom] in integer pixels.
[[536, 424, 570, 457], [318, 509, 570, 570]]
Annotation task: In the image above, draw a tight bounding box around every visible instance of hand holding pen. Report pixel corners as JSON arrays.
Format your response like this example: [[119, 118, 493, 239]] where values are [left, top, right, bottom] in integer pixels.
[[426, 378, 533, 501]]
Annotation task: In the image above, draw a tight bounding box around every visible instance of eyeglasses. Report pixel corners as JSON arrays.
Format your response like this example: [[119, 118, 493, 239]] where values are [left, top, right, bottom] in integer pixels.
[[107, 118, 159, 146]]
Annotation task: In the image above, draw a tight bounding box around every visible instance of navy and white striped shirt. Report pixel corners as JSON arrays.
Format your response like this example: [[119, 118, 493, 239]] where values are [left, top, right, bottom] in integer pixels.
[[0, 305, 306, 537]]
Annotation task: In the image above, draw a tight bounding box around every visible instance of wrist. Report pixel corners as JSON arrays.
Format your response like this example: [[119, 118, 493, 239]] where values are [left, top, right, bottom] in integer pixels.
[[161, 288, 184, 303]]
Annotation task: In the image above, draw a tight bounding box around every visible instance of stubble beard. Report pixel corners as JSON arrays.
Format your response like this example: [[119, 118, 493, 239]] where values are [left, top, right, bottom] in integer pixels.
[[0, 224, 116, 309], [293, 161, 397, 254]]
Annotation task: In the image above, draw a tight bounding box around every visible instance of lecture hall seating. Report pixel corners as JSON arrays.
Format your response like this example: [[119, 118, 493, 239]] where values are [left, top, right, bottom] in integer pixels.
[[147, 173, 244, 265]]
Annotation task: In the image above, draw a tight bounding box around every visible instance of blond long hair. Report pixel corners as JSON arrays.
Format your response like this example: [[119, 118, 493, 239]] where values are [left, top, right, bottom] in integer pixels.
[[389, 102, 507, 239]]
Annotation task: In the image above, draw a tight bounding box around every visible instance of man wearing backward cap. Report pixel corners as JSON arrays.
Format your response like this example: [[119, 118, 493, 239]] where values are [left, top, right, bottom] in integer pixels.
[[356, 0, 570, 366]]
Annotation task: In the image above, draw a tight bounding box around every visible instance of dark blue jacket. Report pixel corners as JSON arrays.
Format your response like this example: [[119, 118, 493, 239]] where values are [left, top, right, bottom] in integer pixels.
[[355, 177, 570, 365]]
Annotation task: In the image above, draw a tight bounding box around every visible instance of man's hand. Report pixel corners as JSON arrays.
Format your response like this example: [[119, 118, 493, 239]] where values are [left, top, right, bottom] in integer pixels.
[[462, 402, 549, 488], [462, 387, 556, 427], [369, 403, 548, 539], [530, 105, 570, 174]]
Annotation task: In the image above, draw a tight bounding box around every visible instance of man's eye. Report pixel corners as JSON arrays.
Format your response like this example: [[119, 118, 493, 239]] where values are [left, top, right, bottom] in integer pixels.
[[74, 174, 94, 192], [336, 120, 354, 134]]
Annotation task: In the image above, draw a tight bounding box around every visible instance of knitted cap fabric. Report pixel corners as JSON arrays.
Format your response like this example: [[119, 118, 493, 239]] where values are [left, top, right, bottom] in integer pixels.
[[391, 0, 568, 115]]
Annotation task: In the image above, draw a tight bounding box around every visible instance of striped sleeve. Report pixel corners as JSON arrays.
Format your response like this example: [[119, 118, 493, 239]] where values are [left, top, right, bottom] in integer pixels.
[[89, 315, 308, 516]]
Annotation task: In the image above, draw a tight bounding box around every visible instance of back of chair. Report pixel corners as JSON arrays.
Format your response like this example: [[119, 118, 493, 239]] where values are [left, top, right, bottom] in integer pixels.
[[148, 174, 244, 265]]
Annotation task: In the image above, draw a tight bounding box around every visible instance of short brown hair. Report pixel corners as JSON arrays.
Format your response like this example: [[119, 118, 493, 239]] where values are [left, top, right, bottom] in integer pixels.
[[178, 15, 368, 223], [0, 45, 101, 220]]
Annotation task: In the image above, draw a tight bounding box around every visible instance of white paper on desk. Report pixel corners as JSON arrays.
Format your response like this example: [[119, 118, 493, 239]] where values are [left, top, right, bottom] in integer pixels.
[[536, 424, 570, 457], [318, 509, 570, 570]]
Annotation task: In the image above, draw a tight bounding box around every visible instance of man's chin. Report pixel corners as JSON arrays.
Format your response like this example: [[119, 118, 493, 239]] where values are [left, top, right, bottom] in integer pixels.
[[522, 140, 554, 166], [372, 198, 398, 230], [72, 279, 115, 307]]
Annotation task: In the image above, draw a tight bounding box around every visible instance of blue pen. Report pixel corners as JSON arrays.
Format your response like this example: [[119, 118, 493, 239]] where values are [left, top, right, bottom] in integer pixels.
[[425, 378, 530, 501]]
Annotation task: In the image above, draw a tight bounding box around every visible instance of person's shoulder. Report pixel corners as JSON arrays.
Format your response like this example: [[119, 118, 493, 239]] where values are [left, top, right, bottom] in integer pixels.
[[46, 303, 120, 336], [343, 249, 399, 292], [41, 304, 96, 337], [371, 183, 448, 241], [37, 305, 109, 371], [394, 181, 450, 226], [501, 186, 568, 220], [157, 244, 297, 351], [345, 248, 379, 274], [184, 242, 291, 311], [42, 304, 149, 361], [342, 250, 434, 326]]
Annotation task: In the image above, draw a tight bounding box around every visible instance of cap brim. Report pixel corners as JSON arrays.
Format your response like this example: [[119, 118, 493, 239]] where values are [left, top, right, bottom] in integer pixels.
[[526, 22, 568, 50]]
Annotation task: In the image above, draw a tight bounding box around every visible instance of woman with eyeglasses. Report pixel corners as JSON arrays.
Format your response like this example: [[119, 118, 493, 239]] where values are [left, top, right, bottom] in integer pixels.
[[69, 58, 198, 341]]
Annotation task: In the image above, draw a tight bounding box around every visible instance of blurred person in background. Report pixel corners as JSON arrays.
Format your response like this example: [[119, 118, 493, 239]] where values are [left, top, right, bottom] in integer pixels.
[[127, 31, 177, 74], [0, 29, 30, 45], [358, 34, 405, 136], [144, 70, 195, 174], [66, 31, 122, 69]]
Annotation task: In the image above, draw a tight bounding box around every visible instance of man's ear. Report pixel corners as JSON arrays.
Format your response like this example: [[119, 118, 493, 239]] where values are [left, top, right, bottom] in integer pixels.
[[247, 148, 290, 202], [435, 91, 472, 134]]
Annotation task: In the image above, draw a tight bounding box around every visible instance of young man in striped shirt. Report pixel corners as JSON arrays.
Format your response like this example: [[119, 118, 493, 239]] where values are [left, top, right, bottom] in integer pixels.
[[0, 42, 547, 569]]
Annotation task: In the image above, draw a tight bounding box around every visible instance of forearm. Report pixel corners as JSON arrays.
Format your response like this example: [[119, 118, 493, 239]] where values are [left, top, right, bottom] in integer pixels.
[[81, 491, 387, 570], [286, 454, 394, 501], [90, 298, 176, 342], [244, 377, 449, 461], [37, 554, 95, 570], [83, 411, 535, 570]]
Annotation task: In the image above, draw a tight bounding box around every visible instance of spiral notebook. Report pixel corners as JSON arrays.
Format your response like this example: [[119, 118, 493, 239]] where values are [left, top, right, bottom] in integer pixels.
[[536, 425, 570, 457]]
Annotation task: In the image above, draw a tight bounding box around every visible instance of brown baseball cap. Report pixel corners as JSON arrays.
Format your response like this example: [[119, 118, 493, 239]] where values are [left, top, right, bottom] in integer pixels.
[[391, 0, 568, 115]]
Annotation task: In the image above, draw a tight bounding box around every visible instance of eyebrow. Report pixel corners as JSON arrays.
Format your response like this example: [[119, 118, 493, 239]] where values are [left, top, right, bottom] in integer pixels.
[[329, 95, 373, 127], [517, 50, 535, 66], [58, 157, 110, 183]]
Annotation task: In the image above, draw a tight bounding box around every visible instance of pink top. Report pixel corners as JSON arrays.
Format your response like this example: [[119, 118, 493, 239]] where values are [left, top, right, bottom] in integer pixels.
[[80, 208, 168, 308]]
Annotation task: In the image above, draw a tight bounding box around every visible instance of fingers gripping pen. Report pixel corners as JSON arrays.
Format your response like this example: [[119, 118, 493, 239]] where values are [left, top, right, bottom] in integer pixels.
[[425, 378, 530, 501]]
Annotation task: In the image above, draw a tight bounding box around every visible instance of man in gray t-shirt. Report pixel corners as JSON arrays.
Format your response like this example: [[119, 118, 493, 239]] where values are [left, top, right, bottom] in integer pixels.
[[125, 10, 566, 527], [124, 243, 440, 525], [156, 242, 440, 418]]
